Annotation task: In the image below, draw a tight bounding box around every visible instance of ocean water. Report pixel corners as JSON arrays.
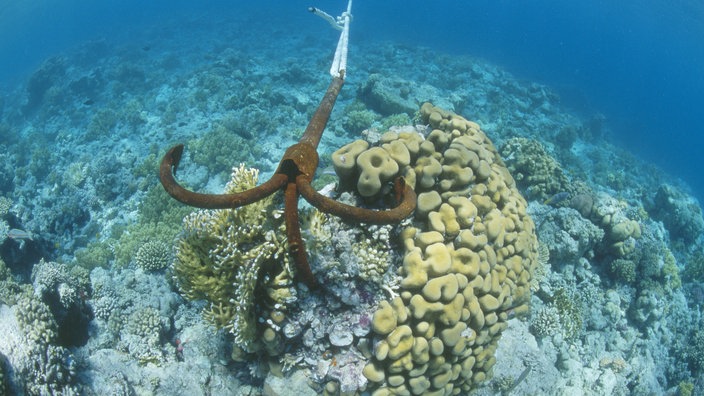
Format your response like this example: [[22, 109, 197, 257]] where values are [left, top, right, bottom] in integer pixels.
[[2, 0, 702, 199], [1, 0, 704, 394], [355, 1, 704, 202]]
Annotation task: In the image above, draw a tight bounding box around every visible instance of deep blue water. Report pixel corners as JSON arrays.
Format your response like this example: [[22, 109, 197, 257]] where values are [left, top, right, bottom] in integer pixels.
[[2, 0, 703, 201]]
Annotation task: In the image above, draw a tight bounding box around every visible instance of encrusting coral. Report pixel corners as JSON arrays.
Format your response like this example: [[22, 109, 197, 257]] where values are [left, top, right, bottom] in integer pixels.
[[333, 103, 539, 394]]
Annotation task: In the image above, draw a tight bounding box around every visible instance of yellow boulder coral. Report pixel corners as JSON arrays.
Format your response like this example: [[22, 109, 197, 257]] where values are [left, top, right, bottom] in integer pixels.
[[335, 103, 538, 395], [356, 146, 400, 197]]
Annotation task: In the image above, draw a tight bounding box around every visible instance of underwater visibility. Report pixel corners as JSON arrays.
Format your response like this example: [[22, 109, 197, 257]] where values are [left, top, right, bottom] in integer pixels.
[[0, 0, 703, 395]]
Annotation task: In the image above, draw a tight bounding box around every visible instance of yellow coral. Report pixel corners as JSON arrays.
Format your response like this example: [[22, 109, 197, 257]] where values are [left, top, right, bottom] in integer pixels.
[[173, 165, 293, 352], [340, 103, 538, 394]]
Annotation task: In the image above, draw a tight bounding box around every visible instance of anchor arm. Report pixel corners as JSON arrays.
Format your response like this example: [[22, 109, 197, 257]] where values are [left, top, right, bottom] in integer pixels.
[[159, 144, 288, 209], [297, 175, 416, 224]]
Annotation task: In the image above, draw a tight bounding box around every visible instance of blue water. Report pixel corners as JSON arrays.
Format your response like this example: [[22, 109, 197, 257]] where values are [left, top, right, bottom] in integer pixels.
[[1, 0, 703, 201], [355, 1, 704, 202]]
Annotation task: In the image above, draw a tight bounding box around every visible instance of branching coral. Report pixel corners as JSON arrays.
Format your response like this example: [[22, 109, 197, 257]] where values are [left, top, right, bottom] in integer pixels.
[[160, 76, 415, 290], [123, 307, 164, 364], [173, 165, 294, 352], [135, 240, 172, 271], [10, 293, 78, 394]]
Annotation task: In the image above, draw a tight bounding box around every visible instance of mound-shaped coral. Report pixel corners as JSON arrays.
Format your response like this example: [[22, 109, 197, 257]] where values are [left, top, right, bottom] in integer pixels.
[[334, 103, 538, 394], [500, 137, 570, 202], [535, 206, 604, 264], [651, 184, 704, 243], [0, 294, 78, 395], [135, 240, 172, 271]]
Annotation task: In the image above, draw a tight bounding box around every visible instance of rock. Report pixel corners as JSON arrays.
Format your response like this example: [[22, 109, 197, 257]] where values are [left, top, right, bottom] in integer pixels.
[[328, 323, 354, 347], [263, 369, 317, 396]]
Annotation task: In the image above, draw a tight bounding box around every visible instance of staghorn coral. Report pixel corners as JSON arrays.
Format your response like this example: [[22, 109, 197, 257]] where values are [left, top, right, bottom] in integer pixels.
[[335, 103, 539, 394], [173, 165, 295, 353]]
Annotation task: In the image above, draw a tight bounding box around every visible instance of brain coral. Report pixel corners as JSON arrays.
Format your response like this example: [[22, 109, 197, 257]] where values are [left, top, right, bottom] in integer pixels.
[[334, 103, 538, 394]]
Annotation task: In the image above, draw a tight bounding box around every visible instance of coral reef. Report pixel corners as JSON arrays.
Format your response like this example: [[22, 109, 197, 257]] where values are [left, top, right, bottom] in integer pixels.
[[530, 306, 561, 338], [0, 294, 79, 395], [0, 196, 11, 216], [590, 193, 643, 258], [0, 352, 6, 396], [80, 264, 244, 394], [533, 205, 604, 264], [31, 259, 92, 346], [0, 196, 11, 246], [341, 101, 382, 134], [122, 307, 165, 364], [359, 74, 436, 116], [0, 10, 702, 394], [609, 258, 637, 284], [0, 257, 25, 306]]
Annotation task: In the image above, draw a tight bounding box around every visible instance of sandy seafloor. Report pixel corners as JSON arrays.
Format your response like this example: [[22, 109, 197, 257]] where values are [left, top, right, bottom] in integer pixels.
[[1, 9, 704, 396]]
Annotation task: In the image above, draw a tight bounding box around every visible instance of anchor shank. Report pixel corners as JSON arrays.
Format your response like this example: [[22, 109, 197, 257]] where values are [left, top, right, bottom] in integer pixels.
[[299, 76, 344, 150]]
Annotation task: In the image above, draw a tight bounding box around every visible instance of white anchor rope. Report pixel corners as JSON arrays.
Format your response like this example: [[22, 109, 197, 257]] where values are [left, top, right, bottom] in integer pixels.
[[310, 0, 353, 79]]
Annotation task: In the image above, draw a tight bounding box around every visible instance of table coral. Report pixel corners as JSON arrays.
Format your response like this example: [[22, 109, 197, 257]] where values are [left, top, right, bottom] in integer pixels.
[[334, 103, 539, 394]]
